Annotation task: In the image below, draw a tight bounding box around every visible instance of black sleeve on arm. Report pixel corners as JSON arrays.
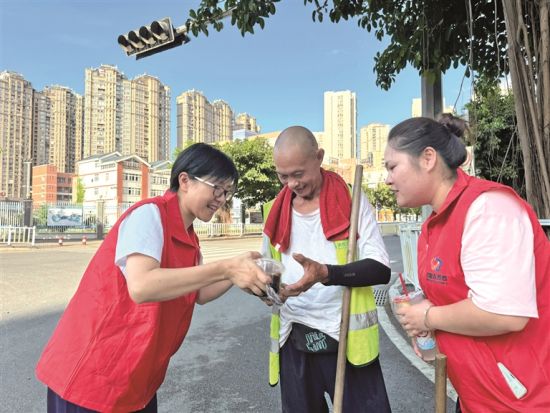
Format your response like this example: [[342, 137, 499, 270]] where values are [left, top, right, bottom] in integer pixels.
[[323, 258, 391, 287]]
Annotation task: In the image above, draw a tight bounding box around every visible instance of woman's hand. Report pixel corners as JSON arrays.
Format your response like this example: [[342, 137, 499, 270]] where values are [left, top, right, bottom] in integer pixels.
[[280, 253, 329, 300], [225, 251, 271, 297], [396, 298, 433, 337]]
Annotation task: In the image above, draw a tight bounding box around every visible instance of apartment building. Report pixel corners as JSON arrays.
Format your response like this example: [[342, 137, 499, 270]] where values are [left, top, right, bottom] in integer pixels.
[[176, 90, 213, 146], [32, 90, 51, 168], [84, 65, 125, 157], [359, 123, 390, 169], [149, 160, 171, 197], [84, 65, 169, 162], [212, 100, 233, 143], [123, 74, 170, 162], [234, 112, 260, 134], [32, 164, 74, 204], [0, 71, 34, 199], [322, 90, 357, 161], [177, 90, 238, 146], [43, 85, 83, 173], [76, 152, 171, 225]]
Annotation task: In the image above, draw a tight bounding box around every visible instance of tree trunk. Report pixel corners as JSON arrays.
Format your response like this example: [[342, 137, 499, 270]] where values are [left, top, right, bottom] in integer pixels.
[[502, 0, 550, 219]]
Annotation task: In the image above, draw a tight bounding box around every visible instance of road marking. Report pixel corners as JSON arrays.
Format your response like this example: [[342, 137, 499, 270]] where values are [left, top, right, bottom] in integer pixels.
[[378, 307, 458, 402]]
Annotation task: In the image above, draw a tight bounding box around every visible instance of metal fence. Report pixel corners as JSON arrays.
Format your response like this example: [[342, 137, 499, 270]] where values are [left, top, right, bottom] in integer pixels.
[[0, 201, 24, 226], [398, 223, 422, 287], [0, 226, 36, 246], [193, 222, 263, 237], [398, 219, 550, 290]]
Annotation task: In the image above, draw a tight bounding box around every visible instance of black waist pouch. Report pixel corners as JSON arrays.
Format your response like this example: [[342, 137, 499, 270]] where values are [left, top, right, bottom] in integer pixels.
[[290, 323, 339, 354]]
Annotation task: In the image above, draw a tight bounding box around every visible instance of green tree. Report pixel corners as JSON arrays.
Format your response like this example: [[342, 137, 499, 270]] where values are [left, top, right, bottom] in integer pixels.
[[172, 139, 195, 161], [186, 0, 550, 218], [187, 1, 506, 90], [217, 138, 281, 218], [76, 178, 85, 203], [33, 204, 48, 226], [364, 183, 420, 220], [466, 77, 525, 197]]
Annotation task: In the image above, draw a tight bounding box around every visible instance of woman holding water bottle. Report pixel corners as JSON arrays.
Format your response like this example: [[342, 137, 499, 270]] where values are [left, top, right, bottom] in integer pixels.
[[386, 115, 550, 412]]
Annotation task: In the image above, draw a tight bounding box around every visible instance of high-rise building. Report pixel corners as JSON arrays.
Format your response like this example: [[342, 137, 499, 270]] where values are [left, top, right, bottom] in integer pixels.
[[84, 65, 126, 158], [177, 90, 238, 146], [84, 65, 169, 162], [74, 94, 84, 163], [0, 71, 34, 199], [359, 123, 390, 169], [43, 85, 82, 173], [212, 100, 233, 143], [125, 75, 170, 162], [234, 112, 260, 133], [32, 90, 51, 167], [176, 90, 213, 146], [32, 86, 83, 175], [322, 90, 357, 161]]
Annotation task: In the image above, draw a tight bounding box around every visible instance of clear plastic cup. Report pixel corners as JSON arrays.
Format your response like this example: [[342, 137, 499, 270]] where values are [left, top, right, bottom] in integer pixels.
[[392, 290, 436, 361], [255, 258, 284, 292]]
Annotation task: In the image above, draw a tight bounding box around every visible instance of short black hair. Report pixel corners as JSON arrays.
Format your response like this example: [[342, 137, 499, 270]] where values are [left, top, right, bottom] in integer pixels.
[[170, 143, 239, 192]]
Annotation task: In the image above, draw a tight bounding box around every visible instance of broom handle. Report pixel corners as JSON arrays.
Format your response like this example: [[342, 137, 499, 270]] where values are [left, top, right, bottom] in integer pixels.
[[333, 165, 363, 413], [435, 353, 448, 413]]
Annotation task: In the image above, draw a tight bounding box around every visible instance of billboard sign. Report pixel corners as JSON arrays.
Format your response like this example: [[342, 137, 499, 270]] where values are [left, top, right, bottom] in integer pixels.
[[47, 207, 83, 226]]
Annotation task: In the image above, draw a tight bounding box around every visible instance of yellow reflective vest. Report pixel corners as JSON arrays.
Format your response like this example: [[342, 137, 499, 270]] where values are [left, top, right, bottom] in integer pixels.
[[263, 200, 380, 386]]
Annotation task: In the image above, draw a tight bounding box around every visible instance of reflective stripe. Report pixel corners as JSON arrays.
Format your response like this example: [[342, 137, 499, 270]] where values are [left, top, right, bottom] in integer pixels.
[[270, 338, 279, 354], [349, 309, 378, 331], [263, 196, 380, 377]]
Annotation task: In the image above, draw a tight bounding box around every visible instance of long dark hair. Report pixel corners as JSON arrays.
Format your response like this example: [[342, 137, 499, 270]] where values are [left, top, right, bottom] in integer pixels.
[[170, 143, 239, 192], [388, 114, 468, 170]]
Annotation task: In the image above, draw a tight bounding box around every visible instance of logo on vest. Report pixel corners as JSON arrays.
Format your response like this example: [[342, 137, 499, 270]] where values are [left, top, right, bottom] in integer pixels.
[[431, 257, 443, 272], [305, 331, 328, 352], [427, 256, 447, 284]]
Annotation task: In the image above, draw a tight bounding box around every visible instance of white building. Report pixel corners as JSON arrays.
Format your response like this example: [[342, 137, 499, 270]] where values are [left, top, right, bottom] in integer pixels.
[[322, 90, 357, 161], [76, 152, 170, 226], [359, 123, 390, 169]]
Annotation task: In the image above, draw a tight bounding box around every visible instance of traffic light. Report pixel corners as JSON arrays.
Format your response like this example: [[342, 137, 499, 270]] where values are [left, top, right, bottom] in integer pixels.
[[117, 17, 190, 60]]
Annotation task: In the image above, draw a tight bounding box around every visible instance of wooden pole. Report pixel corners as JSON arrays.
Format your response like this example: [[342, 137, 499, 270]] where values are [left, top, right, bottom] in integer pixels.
[[333, 165, 363, 413], [435, 353, 448, 413]]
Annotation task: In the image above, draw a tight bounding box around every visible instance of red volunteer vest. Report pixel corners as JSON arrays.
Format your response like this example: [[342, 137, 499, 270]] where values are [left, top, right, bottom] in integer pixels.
[[418, 169, 550, 412], [36, 191, 199, 412]]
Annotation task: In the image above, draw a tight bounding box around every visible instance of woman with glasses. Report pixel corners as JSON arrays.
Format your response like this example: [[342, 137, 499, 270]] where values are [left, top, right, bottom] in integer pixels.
[[36, 143, 271, 413]]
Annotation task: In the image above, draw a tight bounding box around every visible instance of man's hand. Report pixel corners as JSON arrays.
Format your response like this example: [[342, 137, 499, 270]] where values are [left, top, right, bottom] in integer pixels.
[[280, 253, 329, 300]]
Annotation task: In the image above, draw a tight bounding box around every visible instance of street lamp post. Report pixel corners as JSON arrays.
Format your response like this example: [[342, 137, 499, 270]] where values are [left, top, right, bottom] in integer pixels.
[[420, 71, 444, 220]]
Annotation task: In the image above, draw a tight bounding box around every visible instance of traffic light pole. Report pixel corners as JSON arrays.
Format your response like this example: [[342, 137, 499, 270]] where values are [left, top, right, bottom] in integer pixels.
[[118, 17, 189, 59]]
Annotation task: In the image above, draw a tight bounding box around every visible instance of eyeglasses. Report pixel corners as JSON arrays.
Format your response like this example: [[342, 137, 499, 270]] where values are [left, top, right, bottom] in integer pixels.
[[190, 175, 235, 201]]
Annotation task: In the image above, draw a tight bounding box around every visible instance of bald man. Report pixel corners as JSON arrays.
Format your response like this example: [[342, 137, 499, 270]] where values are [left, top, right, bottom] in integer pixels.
[[262, 126, 392, 412]]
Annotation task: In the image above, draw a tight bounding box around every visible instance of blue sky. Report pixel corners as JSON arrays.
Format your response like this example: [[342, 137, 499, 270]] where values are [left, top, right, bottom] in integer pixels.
[[1, 0, 471, 151]]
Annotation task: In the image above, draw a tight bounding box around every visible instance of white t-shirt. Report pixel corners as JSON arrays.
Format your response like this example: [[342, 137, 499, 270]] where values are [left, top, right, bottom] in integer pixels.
[[262, 192, 389, 345], [115, 204, 164, 277], [461, 189, 538, 318]]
